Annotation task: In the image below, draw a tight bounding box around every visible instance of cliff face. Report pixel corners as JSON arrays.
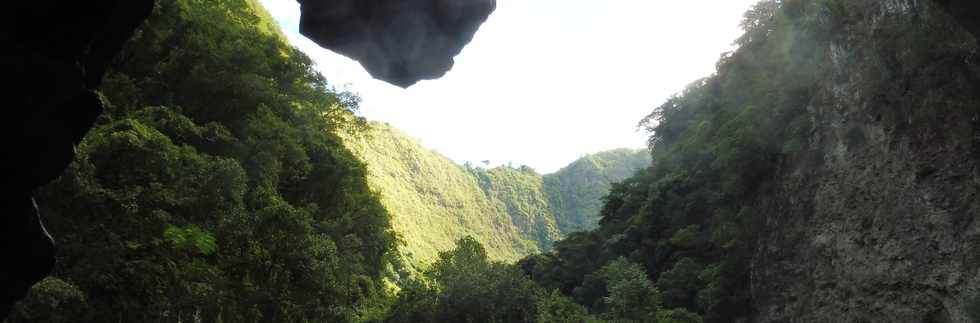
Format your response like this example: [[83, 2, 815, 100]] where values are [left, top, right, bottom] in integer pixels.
[[520, 1, 980, 322], [0, 1, 154, 315], [751, 1, 980, 321], [1, 0, 495, 317]]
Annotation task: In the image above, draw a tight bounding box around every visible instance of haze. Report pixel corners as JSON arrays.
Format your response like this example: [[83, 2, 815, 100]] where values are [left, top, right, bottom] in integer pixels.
[[260, 0, 758, 173]]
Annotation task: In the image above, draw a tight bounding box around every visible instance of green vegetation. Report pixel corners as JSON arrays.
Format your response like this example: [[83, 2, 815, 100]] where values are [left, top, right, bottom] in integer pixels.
[[6, 0, 651, 319], [468, 164, 561, 251], [342, 123, 648, 270], [8, 0, 395, 322], [342, 123, 540, 268], [245, 0, 289, 40], [517, 1, 977, 322], [383, 238, 697, 323], [14, 0, 969, 321], [544, 149, 650, 234], [517, 0, 833, 319], [376, 1, 976, 320], [374, 1, 844, 319]]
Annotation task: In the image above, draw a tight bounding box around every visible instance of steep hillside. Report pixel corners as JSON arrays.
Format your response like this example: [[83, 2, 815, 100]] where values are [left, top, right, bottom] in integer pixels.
[[544, 149, 651, 233], [9, 1, 397, 322], [342, 123, 540, 269], [245, 0, 290, 41], [342, 122, 648, 269], [520, 0, 980, 322], [469, 165, 562, 251]]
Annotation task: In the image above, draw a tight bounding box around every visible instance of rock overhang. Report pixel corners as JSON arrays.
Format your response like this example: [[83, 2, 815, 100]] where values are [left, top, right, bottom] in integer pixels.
[[297, 0, 496, 88]]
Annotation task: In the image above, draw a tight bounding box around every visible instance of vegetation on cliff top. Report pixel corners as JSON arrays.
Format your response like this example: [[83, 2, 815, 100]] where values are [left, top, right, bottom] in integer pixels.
[[517, 0, 979, 322], [14, 0, 977, 322], [10, 0, 395, 322], [384, 0, 978, 322]]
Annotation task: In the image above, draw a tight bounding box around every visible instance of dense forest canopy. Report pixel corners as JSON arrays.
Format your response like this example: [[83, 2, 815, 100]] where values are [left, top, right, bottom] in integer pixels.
[[342, 122, 542, 267], [9, 0, 979, 322], [7, 1, 655, 321], [343, 122, 648, 272], [519, 0, 979, 322], [9, 0, 397, 321], [544, 149, 651, 234], [376, 0, 979, 321]]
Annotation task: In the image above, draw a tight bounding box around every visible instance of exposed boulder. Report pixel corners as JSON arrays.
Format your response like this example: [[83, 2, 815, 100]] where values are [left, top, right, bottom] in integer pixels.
[[298, 0, 496, 88]]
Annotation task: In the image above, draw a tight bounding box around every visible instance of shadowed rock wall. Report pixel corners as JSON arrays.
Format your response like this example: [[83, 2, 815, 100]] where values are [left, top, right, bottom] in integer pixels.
[[0, 1, 154, 316], [750, 1, 980, 321], [936, 0, 980, 41]]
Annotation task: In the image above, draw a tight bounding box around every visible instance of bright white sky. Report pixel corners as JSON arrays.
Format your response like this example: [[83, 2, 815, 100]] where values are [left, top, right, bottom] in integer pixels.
[[260, 0, 758, 173]]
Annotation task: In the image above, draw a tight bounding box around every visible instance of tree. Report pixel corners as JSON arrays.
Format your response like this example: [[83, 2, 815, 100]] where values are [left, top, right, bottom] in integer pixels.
[[535, 289, 601, 323], [597, 257, 661, 323], [18, 0, 396, 321], [387, 237, 542, 323]]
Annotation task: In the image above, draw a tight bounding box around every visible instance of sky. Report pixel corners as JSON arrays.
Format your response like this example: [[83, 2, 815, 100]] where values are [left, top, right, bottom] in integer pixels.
[[259, 0, 758, 173]]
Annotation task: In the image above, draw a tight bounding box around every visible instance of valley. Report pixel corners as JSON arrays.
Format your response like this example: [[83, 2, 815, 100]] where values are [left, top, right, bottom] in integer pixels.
[[342, 122, 648, 270]]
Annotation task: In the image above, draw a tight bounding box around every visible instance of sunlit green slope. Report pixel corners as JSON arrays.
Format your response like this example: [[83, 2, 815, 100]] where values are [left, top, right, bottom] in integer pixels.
[[245, 0, 289, 40], [342, 123, 540, 269], [469, 165, 562, 251], [13, 1, 396, 322], [343, 122, 649, 269]]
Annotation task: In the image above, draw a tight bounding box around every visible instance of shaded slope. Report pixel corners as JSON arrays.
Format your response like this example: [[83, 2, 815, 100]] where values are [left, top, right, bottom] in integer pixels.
[[521, 1, 980, 322], [543, 148, 650, 233]]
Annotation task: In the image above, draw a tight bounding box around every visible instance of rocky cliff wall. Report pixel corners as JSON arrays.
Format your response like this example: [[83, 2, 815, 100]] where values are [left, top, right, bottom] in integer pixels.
[[751, 1, 980, 321]]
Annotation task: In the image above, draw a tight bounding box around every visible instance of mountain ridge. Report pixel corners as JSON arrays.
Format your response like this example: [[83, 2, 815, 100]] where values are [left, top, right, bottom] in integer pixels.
[[341, 121, 648, 270]]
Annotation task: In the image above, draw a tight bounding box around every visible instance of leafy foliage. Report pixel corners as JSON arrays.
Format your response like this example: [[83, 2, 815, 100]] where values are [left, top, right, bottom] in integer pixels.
[[469, 165, 561, 251], [14, 0, 395, 322], [385, 237, 542, 323], [386, 240, 699, 323], [535, 289, 599, 323], [520, 0, 833, 320], [543, 149, 650, 234], [343, 123, 648, 270], [519, 0, 979, 322], [16, 0, 970, 321], [385, 238, 603, 323], [512, 0, 828, 319], [342, 123, 542, 270], [163, 224, 218, 255], [595, 258, 662, 323], [6, 278, 87, 323]]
